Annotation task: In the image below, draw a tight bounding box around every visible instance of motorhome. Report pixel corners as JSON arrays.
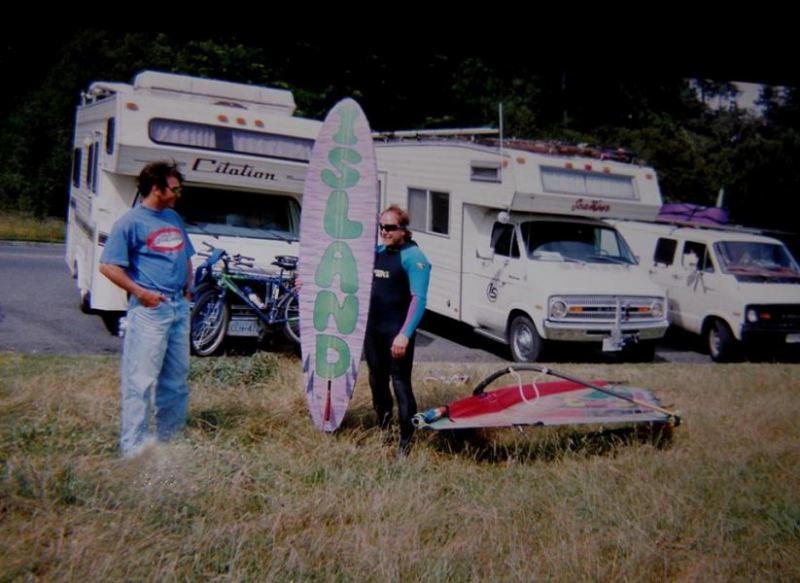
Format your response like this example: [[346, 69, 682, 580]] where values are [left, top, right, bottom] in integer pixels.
[[66, 71, 321, 321], [611, 220, 800, 361], [375, 134, 669, 361]]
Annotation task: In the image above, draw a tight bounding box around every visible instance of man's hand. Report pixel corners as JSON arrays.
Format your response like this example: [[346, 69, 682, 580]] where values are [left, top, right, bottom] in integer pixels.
[[137, 288, 166, 308], [391, 333, 409, 359]]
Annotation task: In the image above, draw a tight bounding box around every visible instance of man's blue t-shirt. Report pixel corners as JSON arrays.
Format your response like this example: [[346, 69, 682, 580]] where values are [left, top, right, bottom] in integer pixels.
[[100, 205, 196, 295]]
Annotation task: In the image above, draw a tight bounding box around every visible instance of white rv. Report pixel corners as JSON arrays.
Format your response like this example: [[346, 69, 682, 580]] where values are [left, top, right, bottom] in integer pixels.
[[611, 220, 800, 361], [66, 70, 321, 316], [375, 135, 669, 361]]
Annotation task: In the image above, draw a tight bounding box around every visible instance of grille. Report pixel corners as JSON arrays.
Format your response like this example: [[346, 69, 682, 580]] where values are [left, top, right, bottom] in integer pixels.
[[551, 296, 662, 323]]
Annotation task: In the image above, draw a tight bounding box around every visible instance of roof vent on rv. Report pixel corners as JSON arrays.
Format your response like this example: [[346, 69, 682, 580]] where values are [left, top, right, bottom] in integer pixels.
[[213, 100, 248, 109], [132, 71, 296, 116]]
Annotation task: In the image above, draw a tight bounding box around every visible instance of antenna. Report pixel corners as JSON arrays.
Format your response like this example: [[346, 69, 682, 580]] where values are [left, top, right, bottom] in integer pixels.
[[499, 102, 504, 153]]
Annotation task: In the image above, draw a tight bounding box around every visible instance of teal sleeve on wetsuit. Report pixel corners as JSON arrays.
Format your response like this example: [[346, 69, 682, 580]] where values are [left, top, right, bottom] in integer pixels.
[[399, 245, 431, 337]]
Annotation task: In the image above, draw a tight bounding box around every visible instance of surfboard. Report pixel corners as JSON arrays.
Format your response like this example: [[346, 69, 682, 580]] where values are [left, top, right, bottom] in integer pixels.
[[298, 98, 378, 432]]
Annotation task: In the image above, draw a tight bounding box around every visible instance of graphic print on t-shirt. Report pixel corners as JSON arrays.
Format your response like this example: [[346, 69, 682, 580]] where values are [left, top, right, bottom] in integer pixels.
[[146, 227, 185, 253]]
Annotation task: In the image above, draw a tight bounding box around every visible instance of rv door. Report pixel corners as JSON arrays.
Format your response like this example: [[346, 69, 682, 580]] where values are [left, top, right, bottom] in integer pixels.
[[473, 221, 526, 331]]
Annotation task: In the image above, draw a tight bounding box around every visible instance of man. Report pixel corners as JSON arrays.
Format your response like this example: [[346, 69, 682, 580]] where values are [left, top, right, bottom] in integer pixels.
[[99, 161, 195, 457], [365, 205, 431, 457]]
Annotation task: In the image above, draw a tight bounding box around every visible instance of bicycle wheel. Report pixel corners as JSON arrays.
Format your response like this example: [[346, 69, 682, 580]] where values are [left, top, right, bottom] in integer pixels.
[[279, 291, 300, 344], [190, 287, 229, 356]]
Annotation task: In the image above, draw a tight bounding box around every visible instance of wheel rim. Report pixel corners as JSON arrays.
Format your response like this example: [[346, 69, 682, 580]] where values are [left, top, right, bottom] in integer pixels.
[[513, 322, 533, 359], [708, 327, 721, 358], [283, 294, 300, 343], [192, 296, 225, 352]]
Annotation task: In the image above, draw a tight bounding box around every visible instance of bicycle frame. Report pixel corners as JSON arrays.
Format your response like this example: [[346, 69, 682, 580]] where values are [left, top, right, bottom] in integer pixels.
[[214, 270, 296, 328], [190, 243, 299, 354]]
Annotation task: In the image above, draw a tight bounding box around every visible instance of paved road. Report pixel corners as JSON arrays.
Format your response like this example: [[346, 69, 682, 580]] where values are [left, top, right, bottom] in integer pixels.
[[0, 242, 710, 363], [0, 242, 121, 355]]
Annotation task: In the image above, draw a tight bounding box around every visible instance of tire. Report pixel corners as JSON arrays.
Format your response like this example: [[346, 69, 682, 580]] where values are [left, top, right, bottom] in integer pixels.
[[706, 319, 740, 363], [508, 314, 545, 362], [279, 291, 300, 344], [100, 311, 123, 336], [190, 288, 229, 356], [80, 290, 92, 314]]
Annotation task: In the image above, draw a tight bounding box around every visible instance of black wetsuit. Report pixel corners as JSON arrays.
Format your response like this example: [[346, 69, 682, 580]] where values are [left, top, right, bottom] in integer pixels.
[[365, 241, 430, 440]]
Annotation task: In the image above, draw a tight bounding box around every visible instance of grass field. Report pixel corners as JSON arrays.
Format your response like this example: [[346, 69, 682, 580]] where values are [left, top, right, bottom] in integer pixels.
[[1, 353, 798, 581], [0, 212, 65, 243]]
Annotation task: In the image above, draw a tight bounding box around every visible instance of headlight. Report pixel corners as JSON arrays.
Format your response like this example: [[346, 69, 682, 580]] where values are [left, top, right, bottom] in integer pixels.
[[550, 299, 568, 319], [746, 308, 759, 323], [651, 301, 664, 319]]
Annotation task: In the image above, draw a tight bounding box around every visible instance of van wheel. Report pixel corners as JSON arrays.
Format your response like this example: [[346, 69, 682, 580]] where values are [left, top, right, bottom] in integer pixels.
[[509, 315, 544, 362], [706, 319, 740, 363]]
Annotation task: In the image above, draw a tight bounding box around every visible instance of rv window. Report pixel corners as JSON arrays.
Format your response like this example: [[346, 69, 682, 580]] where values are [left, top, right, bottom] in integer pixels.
[[176, 187, 300, 241], [716, 240, 800, 273], [491, 223, 520, 258], [85, 143, 98, 193], [85, 144, 93, 188], [90, 141, 100, 193], [682, 241, 714, 273], [106, 118, 115, 155], [72, 148, 82, 188], [541, 167, 636, 200], [654, 238, 677, 266], [471, 162, 501, 183], [149, 119, 313, 163], [520, 221, 636, 264], [407, 187, 450, 236]]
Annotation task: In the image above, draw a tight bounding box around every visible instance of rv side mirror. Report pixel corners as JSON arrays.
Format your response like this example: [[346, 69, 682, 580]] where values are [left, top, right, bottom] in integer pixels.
[[476, 245, 495, 260]]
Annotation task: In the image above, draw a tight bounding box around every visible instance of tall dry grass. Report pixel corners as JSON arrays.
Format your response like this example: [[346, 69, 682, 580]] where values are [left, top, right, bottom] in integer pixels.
[[1, 352, 799, 581], [0, 212, 65, 242]]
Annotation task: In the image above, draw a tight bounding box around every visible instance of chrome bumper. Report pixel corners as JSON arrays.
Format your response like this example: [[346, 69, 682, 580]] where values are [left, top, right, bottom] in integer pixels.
[[543, 320, 668, 342]]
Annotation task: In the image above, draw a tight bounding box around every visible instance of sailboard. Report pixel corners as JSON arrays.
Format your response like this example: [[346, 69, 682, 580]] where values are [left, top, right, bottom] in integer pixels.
[[298, 98, 378, 432], [656, 203, 729, 227], [413, 365, 680, 430]]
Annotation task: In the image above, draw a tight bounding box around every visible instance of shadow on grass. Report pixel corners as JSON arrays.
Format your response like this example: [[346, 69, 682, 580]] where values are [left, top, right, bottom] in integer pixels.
[[426, 422, 675, 463]]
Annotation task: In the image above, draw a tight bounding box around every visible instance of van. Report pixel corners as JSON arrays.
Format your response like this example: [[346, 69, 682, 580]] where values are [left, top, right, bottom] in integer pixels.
[[612, 220, 800, 361]]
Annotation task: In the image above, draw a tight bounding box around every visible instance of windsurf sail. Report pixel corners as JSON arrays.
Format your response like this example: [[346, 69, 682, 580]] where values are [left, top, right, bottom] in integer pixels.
[[413, 365, 680, 430], [656, 203, 728, 227]]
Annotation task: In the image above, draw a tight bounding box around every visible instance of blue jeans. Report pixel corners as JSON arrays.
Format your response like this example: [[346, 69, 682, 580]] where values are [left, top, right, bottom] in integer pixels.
[[120, 295, 190, 457]]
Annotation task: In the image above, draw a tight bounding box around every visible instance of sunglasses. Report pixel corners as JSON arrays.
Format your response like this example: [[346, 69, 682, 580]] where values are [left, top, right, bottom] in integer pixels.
[[167, 184, 183, 195], [379, 223, 404, 232]]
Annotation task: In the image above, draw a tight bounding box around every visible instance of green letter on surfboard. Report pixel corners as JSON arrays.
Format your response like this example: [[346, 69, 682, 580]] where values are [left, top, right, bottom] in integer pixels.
[[332, 105, 359, 146], [324, 190, 363, 239], [315, 241, 358, 294], [321, 147, 362, 190], [313, 290, 358, 334], [316, 334, 351, 379]]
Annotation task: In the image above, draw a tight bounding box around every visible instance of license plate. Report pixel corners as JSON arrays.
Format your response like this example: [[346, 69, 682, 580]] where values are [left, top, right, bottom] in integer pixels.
[[787, 333, 800, 344], [602, 337, 624, 352], [227, 318, 260, 337]]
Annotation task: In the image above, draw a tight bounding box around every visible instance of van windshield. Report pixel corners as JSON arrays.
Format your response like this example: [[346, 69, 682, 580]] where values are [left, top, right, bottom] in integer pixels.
[[716, 241, 800, 277], [176, 186, 300, 241], [520, 221, 636, 265]]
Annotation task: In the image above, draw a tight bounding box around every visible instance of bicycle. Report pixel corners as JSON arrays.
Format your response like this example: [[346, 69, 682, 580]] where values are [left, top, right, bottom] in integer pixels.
[[190, 242, 299, 356]]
